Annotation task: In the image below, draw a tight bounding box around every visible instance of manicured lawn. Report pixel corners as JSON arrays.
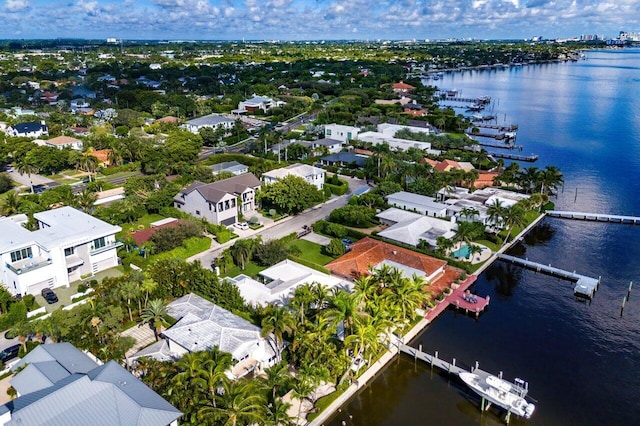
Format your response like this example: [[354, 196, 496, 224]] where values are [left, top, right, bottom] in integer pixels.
[[287, 239, 335, 266], [154, 237, 211, 261], [118, 214, 166, 238], [220, 261, 266, 279]]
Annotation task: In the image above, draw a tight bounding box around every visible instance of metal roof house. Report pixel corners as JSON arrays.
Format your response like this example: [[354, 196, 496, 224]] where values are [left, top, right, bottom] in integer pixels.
[[6, 121, 48, 138], [386, 191, 449, 218], [376, 208, 457, 248], [130, 293, 280, 379], [0, 207, 122, 296], [208, 161, 248, 176], [0, 343, 181, 426]]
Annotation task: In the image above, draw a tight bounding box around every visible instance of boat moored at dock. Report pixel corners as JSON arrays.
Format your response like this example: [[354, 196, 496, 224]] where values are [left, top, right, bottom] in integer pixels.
[[459, 372, 536, 420]]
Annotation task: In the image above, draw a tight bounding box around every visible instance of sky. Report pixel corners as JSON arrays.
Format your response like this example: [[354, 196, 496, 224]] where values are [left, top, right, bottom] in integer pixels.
[[1, 0, 638, 41]]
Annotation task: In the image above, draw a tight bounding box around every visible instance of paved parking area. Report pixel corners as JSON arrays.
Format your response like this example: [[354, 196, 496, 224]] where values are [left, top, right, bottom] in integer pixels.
[[301, 232, 331, 246]]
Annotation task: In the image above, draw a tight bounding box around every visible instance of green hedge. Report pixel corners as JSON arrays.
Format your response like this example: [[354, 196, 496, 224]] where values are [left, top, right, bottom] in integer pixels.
[[312, 220, 367, 241], [100, 162, 139, 176], [288, 256, 331, 274], [325, 182, 348, 196]]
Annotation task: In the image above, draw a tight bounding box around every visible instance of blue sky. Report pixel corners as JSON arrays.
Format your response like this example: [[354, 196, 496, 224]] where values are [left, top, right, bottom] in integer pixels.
[[1, 0, 638, 40]]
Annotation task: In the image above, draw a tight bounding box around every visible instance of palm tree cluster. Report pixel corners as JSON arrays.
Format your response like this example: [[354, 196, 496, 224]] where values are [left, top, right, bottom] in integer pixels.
[[495, 164, 563, 196], [138, 350, 295, 426]]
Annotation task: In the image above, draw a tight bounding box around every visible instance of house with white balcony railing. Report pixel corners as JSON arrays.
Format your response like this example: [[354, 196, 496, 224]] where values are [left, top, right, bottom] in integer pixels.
[[0, 207, 121, 296]]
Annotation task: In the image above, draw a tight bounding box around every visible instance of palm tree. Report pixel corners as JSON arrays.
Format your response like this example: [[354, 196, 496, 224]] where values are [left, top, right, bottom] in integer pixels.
[[265, 398, 294, 426], [140, 298, 169, 341], [459, 207, 480, 222], [0, 191, 22, 216], [345, 319, 378, 363], [140, 275, 158, 309], [324, 290, 366, 339], [229, 239, 253, 270], [290, 284, 314, 325], [487, 199, 506, 234], [77, 152, 99, 182], [16, 157, 37, 193], [205, 380, 267, 426], [76, 189, 97, 213], [539, 165, 563, 196], [353, 275, 378, 312], [501, 204, 526, 246], [199, 348, 233, 405], [11, 321, 32, 353], [261, 362, 293, 404], [261, 305, 295, 362], [291, 376, 315, 421], [467, 244, 484, 262], [385, 275, 427, 325], [119, 280, 141, 322]]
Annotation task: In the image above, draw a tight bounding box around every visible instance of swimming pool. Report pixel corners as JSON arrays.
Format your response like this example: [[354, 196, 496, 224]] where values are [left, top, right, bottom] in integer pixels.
[[453, 244, 471, 259]]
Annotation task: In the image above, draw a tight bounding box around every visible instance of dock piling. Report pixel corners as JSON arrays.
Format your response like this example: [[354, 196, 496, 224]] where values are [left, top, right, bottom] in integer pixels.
[[621, 297, 626, 317], [628, 281, 633, 301]]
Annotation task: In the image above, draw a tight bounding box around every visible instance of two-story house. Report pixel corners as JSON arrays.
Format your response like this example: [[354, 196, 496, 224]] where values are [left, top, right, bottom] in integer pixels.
[[262, 163, 325, 191], [6, 121, 48, 138], [0, 207, 122, 296], [173, 173, 261, 226], [324, 123, 360, 144]]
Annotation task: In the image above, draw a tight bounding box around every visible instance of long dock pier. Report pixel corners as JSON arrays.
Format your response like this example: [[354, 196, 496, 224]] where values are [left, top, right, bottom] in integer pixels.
[[476, 140, 522, 150], [547, 210, 640, 224], [398, 344, 530, 423], [497, 254, 600, 298], [488, 151, 538, 162], [465, 131, 515, 140], [473, 123, 519, 131]]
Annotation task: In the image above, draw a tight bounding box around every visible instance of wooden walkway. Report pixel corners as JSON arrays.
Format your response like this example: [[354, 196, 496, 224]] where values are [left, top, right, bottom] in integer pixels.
[[497, 254, 600, 298], [547, 210, 640, 224], [476, 140, 522, 150], [466, 131, 514, 140], [473, 123, 519, 131], [444, 96, 491, 104]]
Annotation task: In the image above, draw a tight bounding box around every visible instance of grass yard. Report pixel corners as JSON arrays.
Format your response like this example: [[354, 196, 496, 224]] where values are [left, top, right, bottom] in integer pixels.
[[117, 214, 166, 238], [154, 237, 212, 261], [287, 239, 335, 266], [220, 261, 266, 279]]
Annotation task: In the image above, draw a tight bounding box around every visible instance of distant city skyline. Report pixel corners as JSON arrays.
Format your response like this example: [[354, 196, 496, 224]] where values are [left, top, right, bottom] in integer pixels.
[[1, 0, 638, 41]]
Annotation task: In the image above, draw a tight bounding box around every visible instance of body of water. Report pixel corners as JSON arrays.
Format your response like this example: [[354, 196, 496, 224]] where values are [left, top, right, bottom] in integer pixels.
[[328, 49, 640, 425]]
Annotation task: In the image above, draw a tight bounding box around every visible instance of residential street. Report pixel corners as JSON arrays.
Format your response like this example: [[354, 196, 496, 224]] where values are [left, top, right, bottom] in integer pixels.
[[188, 175, 367, 269]]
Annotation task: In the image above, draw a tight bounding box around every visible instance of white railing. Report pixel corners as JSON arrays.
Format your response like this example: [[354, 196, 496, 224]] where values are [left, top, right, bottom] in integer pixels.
[[27, 306, 47, 318]]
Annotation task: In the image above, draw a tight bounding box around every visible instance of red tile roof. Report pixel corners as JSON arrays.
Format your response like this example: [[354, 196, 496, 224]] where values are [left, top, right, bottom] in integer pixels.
[[130, 220, 180, 246], [434, 159, 461, 172], [326, 237, 447, 280], [392, 81, 416, 91], [473, 172, 499, 189]]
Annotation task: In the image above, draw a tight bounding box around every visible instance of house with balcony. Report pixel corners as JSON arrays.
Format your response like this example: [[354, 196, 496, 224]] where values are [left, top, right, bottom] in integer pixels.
[[128, 293, 279, 380], [0, 207, 121, 296], [262, 163, 325, 191], [173, 173, 261, 226]]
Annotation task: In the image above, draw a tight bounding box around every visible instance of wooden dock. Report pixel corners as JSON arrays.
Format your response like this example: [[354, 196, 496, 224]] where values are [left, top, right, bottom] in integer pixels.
[[465, 131, 515, 140], [473, 123, 519, 132], [547, 210, 640, 224], [398, 344, 531, 423], [476, 141, 522, 150], [497, 254, 600, 298], [445, 96, 491, 104], [488, 152, 538, 162]]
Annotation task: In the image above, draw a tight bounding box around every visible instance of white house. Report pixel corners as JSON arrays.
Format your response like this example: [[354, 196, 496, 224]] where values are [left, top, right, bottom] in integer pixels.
[[183, 114, 235, 134], [0, 207, 122, 296], [357, 130, 440, 155], [44, 135, 83, 151], [208, 161, 248, 176], [237, 94, 284, 113], [133, 293, 279, 379], [377, 123, 431, 137], [386, 191, 449, 217], [376, 208, 457, 248], [324, 123, 360, 143], [227, 259, 350, 307], [262, 163, 325, 191], [174, 173, 261, 226], [6, 121, 48, 138], [311, 137, 343, 154], [436, 186, 530, 226]]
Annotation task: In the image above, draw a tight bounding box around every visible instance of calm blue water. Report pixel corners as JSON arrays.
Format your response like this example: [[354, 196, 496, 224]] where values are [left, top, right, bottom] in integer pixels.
[[329, 49, 640, 426]]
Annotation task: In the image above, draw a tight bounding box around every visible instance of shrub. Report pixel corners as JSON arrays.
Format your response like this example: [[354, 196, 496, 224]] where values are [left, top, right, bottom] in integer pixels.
[[22, 294, 37, 311], [151, 221, 204, 253], [77, 283, 88, 293], [324, 238, 346, 257]]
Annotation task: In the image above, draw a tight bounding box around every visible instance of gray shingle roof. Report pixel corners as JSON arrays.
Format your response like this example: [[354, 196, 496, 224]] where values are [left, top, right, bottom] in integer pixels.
[[175, 173, 260, 204], [186, 114, 234, 127]]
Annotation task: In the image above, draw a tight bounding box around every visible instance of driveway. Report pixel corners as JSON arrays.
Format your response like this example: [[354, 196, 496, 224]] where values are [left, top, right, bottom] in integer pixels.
[[7, 170, 56, 188], [189, 176, 367, 269]]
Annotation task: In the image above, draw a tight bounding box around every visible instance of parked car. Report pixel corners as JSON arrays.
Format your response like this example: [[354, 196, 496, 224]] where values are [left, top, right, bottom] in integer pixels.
[[41, 288, 59, 304], [0, 344, 20, 363], [234, 222, 249, 231]]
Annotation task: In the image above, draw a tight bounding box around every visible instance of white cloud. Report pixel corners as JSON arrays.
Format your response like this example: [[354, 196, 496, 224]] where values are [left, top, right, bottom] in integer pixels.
[[5, 0, 28, 12]]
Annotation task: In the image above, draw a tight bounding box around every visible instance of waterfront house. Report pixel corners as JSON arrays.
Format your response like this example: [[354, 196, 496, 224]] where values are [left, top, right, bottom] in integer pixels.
[[327, 237, 447, 283], [386, 191, 448, 217], [376, 208, 457, 248], [173, 173, 261, 226], [436, 186, 530, 225], [227, 259, 350, 307], [262, 163, 325, 191], [2, 343, 181, 426], [391, 81, 416, 94], [183, 113, 235, 134], [0, 207, 121, 297], [130, 293, 279, 379]]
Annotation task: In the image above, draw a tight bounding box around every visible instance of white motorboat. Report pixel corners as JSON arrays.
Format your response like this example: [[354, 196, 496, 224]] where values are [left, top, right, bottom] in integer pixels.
[[459, 372, 536, 419]]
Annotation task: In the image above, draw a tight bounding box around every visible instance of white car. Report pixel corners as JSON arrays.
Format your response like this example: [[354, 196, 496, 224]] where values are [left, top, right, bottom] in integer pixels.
[[234, 222, 249, 230]]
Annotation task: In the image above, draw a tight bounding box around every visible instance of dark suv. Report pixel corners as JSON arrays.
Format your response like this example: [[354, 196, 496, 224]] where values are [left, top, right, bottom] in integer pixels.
[[0, 344, 20, 363], [41, 288, 59, 304]]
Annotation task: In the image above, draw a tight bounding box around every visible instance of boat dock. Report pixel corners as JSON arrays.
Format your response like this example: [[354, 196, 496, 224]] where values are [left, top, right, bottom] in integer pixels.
[[398, 344, 530, 423], [547, 211, 640, 224], [476, 140, 523, 150], [488, 152, 538, 162], [473, 123, 519, 132], [465, 131, 515, 140], [497, 254, 600, 298], [444, 96, 491, 104]]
